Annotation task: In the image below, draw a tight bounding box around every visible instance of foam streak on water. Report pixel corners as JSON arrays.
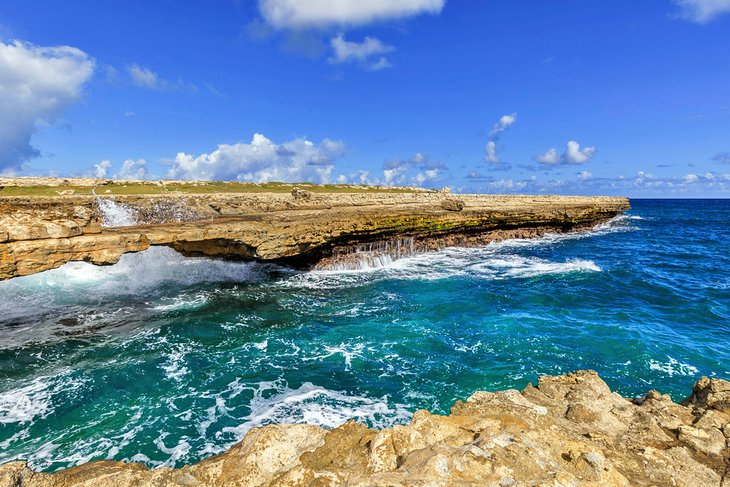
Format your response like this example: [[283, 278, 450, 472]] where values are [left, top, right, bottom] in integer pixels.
[[0, 200, 728, 472]]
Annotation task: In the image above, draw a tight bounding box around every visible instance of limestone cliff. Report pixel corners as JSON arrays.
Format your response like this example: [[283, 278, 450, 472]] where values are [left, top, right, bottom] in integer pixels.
[[0, 180, 629, 280], [1, 371, 728, 486]]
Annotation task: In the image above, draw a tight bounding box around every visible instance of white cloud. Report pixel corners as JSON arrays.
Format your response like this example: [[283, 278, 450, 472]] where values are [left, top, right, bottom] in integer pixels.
[[674, 0, 730, 23], [383, 163, 409, 185], [368, 56, 393, 71], [484, 113, 516, 166], [128, 64, 159, 89], [485, 140, 499, 163], [166, 133, 345, 183], [94, 160, 111, 178], [258, 0, 445, 29], [380, 153, 442, 187], [341, 152, 441, 187], [564, 140, 596, 164], [329, 34, 394, 70], [535, 148, 560, 165], [412, 168, 439, 185], [488, 113, 517, 138], [577, 170, 592, 181], [127, 63, 197, 92], [0, 40, 94, 170], [116, 159, 147, 180], [536, 140, 596, 166], [465, 169, 730, 196]]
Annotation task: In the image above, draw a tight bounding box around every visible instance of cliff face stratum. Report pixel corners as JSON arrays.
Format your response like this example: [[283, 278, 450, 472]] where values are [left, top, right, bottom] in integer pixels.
[[0, 179, 629, 280]]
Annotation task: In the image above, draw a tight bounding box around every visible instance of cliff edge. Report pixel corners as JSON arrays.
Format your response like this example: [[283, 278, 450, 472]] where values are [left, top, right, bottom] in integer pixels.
[[0, 179, 629, 280]]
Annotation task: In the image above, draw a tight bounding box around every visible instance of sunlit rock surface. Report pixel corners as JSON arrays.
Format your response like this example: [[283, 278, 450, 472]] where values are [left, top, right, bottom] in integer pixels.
[[0, 179, 628, 280], [1, 371, 728, 486]]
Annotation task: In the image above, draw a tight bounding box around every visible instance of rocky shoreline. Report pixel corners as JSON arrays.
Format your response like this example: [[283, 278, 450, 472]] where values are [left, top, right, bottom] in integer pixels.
[[0, 179, 629, 280], [0, 371, 728, 486]]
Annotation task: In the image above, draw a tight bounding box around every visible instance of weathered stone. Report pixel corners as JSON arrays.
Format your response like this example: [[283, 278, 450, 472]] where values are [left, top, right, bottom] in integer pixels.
[[2, 371, 727, 486], [291, 188, 312, 200], [0, 189, 630, 280], [685, 376, 730, 414], [440, 198, 464, 211]]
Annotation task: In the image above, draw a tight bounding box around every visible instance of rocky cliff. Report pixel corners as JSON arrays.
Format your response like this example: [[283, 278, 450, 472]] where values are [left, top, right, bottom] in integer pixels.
[[0, 180, 629, 280], [1, 371, 728, 486]]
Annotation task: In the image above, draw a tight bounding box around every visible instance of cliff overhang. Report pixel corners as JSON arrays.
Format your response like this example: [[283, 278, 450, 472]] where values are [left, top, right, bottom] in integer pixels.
[[0, 183, 629, 280]]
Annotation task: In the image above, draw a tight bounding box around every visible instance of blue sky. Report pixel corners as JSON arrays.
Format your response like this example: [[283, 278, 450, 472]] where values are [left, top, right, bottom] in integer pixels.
[[1, 0, 729, 196]]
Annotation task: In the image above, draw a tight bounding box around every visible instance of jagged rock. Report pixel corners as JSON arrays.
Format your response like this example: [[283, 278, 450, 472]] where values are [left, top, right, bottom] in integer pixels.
[[291, 188, 312, 200], [1, 371, 729, 486], [685, 376, 730, 414]]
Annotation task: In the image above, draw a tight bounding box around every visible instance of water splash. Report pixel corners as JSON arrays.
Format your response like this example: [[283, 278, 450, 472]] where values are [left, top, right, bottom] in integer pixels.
[[96, 197, 138, 227]]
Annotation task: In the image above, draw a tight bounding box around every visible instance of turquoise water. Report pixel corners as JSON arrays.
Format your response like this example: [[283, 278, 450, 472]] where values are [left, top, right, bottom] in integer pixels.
[[0, 199, 728, 471]]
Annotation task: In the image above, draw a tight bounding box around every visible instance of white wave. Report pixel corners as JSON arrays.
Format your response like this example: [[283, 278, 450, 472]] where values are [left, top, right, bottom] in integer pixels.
[[0, 372, 86, 425], [283, 212, 638, 287], [284, 248, 601, 290], [153, 433, 192, 468], [152, 292, 209, 312], [0, 378, 53, 425], [301, 343, 367, 371], [97, 198, 138, 227], [161, 344, 191, 382], [648, 356, 700, 377], [222, 380, 411, 439], [471, 255, 601, 279], [0, 247, 266, 300]]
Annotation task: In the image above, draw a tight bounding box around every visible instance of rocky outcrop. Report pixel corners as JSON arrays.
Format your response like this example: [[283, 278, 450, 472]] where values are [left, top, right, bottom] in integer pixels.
[[1, 371, 728, 486], [0, 183, 629, 280]]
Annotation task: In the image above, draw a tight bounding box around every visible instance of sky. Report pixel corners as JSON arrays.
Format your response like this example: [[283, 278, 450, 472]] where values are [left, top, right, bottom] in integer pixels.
[[1, 0, 730, 197]]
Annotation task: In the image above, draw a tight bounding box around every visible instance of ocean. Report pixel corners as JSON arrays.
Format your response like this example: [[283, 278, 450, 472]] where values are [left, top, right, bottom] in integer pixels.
[[0, 199, 728, 471]]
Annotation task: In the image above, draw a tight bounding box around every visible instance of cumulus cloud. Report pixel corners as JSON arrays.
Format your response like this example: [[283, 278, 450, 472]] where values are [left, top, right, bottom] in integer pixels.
[[673, 0, 730, 23], [116, 159, 147, 180], [166, 133, 345, 183], [484, 113, 516, 167], [536, 148, 560, 165], [485, 140, 499, 163], [564, 140, 596, 164], [127, 63, 197, 92], [258, 0, 445, 29], [488, 113, 517, 138], [536, 140, 596, 166], [94, 160, 111, 178], [338, 152, 441, 187], [329, 33, 394, 70], [465, 169, 730, 196], [378, 153, 443, 187], [0, 40, 94, 171]]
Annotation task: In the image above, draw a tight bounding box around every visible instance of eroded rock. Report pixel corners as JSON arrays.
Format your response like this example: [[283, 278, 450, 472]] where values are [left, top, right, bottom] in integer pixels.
[[2, 371, 728, 486], [0, 191, 630, 280]]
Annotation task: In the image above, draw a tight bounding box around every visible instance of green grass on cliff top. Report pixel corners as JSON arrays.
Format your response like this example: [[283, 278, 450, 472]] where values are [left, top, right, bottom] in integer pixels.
[[0, 181, 434, 196]]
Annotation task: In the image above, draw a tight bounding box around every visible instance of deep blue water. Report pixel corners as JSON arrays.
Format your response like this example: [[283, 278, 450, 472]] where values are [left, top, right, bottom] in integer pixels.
[[0, 199, 728, 470]]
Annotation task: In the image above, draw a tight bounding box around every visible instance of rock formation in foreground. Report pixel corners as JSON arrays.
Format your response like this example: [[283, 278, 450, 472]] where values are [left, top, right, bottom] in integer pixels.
[[0, 178, 629, 280], [1, 371, 728, 486]]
